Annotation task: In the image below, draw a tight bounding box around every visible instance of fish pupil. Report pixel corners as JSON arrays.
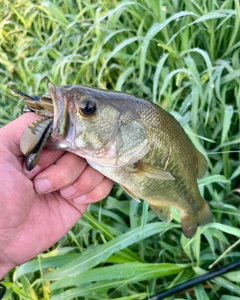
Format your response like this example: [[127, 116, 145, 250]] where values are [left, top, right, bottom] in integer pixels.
[[80, 99, 97, 116]]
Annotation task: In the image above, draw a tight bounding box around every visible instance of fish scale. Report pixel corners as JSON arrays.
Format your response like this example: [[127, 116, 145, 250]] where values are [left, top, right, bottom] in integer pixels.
[[13, 83, 213, 238]]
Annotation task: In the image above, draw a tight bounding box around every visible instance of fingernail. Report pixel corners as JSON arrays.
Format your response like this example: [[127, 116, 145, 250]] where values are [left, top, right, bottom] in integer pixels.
[[73, 195, 87, 203], [61, 186, 77, 198], [23, 165, 42, 180], [35, 179, 52, 194]]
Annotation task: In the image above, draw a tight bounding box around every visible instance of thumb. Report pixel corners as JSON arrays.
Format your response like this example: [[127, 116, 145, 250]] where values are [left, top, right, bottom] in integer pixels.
[[0, 113, 42, 157]]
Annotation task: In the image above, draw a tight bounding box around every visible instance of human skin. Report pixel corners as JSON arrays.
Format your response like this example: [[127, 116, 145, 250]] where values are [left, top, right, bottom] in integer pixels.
[[0, 113, 113, 279]]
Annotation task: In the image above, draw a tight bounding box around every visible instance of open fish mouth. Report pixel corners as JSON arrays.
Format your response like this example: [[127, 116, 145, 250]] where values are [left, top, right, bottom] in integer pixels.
[[48, 82, 69, 140], [47, 83, 77, 150]]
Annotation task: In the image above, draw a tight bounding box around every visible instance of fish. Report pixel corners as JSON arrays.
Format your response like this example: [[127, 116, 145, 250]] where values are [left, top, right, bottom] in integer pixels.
[[13, 83, 213, 238]]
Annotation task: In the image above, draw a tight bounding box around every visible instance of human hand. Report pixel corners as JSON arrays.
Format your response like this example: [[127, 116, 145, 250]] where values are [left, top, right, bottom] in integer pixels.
[[0, 113, 113, 279]]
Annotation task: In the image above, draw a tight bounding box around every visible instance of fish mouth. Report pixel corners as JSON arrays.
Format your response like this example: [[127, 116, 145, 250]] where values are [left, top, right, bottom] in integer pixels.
[[48, 82, 72, 145]]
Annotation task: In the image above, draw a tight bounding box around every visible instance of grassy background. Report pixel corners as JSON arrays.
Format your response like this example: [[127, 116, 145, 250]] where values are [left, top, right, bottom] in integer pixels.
[[0, 0, 240, 299]]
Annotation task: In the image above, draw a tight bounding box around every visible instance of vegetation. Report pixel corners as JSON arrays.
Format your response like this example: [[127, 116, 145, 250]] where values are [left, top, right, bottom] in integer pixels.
[[0, 0, 240, 299]]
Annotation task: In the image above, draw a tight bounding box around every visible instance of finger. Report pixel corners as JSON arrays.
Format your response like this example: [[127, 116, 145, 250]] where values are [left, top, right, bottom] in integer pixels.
[[33, 153, 88, 194], [70, 177, 113, 205], [60, 165, 107, 199]]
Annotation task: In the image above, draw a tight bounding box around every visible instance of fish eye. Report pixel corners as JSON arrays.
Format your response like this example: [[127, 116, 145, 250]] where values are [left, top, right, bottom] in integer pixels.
[[79, 98, 97, 116]]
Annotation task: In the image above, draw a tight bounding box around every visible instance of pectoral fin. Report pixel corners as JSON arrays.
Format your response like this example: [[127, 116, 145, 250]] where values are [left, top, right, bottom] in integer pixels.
[[120, 184, 141, 202], [150, 204, 172, 223], [20, 117, 53, 171], [136, 161, 175, 180]]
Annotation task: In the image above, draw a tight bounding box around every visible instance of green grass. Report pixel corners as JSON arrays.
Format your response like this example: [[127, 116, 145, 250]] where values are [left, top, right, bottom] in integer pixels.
[[0, 0, 240, 299]]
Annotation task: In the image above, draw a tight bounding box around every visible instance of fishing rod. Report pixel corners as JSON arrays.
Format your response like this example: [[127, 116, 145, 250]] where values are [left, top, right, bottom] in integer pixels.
[[149, 259, 240, 300]]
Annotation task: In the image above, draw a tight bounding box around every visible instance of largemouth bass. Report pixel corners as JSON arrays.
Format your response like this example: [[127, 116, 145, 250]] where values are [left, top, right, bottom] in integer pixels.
[[13, 83, 213, 238]]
